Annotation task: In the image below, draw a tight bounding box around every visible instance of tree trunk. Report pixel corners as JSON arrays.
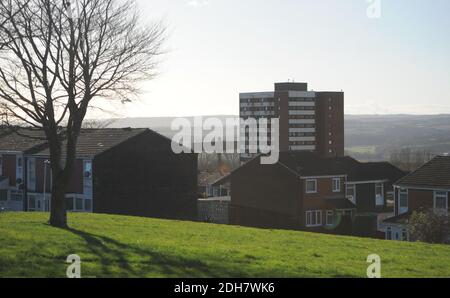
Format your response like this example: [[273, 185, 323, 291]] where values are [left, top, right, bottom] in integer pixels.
[[49, 171, 68, 228]]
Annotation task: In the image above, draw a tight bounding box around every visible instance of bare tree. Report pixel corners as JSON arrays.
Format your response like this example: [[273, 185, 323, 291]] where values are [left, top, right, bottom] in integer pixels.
[[0, 0, 166, 227]]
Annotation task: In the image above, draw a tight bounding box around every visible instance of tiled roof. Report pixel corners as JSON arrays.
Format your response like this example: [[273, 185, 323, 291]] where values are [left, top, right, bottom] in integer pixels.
[[30, 128, 147, 157], [275, 152, 404, 182], [345, 162, 406, 183], [0, 128, 47, 152], [395, 155, 450, 189], [278, 151, 350, 177], [0, 127, 157, 157]]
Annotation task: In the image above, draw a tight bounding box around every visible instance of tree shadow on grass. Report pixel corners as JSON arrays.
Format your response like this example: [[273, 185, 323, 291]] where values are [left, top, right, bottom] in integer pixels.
[[54, 225, 244, 278]]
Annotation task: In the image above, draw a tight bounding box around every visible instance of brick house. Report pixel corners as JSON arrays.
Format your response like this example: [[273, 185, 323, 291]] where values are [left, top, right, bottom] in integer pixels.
[[0, 128, 46, 211], [384, 155, 450, 241], [1, 128, 198, 220], [223, 151, 404, 234]]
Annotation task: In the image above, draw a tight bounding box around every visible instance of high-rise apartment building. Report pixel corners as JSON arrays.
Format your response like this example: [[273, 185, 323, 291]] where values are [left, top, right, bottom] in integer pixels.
[[239, 82, 344, 162]]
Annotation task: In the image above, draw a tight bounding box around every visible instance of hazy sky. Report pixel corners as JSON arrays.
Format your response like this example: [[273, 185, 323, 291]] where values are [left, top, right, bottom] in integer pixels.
[[113, 0, 450, 118]]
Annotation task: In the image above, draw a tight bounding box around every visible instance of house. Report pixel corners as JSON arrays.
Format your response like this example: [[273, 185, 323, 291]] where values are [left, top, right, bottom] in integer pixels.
[[0, 128, 47, 211], [337, 158, 406, 237], [217, 151, 404, 234], [197, 173, 231, 224], [198, 171, 230, 198], [384, 155, 450, 241], [1, 127, 198, 221], [228, 152, 354, 231]]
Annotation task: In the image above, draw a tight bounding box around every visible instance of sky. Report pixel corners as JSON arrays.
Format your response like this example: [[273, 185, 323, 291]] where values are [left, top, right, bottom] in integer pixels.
[[110, 0, 450, 118]]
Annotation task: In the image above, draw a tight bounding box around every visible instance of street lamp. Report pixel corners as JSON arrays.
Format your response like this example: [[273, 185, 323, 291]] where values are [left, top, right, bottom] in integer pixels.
[[43, 160, 51, 212]]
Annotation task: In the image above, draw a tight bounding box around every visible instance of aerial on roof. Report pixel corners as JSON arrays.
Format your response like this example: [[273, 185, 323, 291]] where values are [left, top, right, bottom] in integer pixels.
[[395, 155, 450, 189]]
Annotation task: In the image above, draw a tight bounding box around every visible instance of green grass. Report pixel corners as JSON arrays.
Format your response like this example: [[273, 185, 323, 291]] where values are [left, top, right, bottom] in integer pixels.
[[1, 212, 450, 278]]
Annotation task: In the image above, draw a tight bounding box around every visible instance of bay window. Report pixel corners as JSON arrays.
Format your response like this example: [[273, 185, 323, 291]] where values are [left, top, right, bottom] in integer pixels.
[[306, 210, 322, 227]]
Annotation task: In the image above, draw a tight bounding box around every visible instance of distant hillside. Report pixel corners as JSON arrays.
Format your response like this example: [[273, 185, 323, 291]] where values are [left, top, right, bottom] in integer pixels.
[[102, 114, 450, 161], [345, 114, 450, 161]]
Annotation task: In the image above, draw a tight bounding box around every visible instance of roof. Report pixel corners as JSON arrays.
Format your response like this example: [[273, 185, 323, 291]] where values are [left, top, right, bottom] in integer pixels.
[[0, 127, 167, 157], [395, 155, 450, 189], [383, 212, 411, 225], [235, 151, 405, 184], [345, 161, 406, 183], [277, 151, 349, 177], [324, 197, 356, 209], [30, 128, 147, 157], [212, 173, 231, 187], [0, 128, 47, 153]]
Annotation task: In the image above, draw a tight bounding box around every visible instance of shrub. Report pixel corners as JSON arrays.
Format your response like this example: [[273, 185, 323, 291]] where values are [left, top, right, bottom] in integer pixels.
[[409, 209, 450, 244]]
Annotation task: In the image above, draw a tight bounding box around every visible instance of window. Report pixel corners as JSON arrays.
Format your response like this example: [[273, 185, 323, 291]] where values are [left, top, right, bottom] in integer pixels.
[[84, 199, 92, 212], [306, 179, 317, 194], [10, 191, 23, 201], [332, 178, 341, 192], [347, 184, 356, 204], [17, 157, 23, 178], [28, 159, 36, 190], [434, 191, 448, 210], [326, 210, 334, 226], [66, 198, 74, 211], [386, 227, 392, 240], [375, 183, 384, 206], [28, 195, 36, 210], [306, 210, 322, 227], [402, 229, 408, 241], [75, 198, 83, 211], [84, 161, 93, 179], [0, 155, 3, 176], [399, 189, 408, 211], [0, 190, 7, 201]]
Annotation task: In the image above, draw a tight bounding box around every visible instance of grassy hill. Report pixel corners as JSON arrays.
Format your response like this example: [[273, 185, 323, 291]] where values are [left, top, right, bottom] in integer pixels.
[[1, 212, 450, 278]]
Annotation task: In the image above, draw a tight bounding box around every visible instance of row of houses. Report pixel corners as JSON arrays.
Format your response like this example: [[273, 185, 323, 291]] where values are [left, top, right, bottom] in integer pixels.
[[2, 126, 448, 243], [0, 127, 198, 220], [202, 152, 450, 242]]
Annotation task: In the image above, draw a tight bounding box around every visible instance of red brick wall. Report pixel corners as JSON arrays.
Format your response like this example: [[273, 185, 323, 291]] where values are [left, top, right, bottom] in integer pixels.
[[395, 188, 449, 215], [315, 92, 345, 157], [276, 91, 290, 152], [230, 157, 301, 228], [408, 189, 434, 211], [302, 177, 346, 228], [3, 154, 16, 187]]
